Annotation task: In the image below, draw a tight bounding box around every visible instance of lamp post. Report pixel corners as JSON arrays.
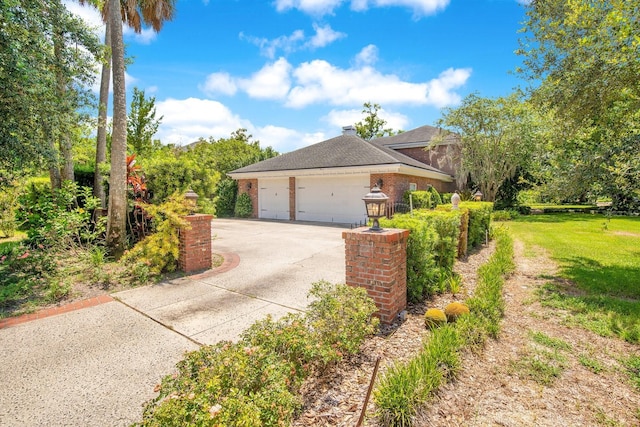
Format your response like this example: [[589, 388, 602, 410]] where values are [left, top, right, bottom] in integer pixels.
[[362, 185, 389, 232], [184, 188, 199, 214], [473, 190, 483, 201]]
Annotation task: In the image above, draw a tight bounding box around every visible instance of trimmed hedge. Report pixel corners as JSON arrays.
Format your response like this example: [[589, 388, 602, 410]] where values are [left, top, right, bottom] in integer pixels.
[[402, 187, 443, 210], [403, 190, 432, 209], [380, 209, 462, 302], [411, 209, 462, 272], [380, 215, 439, 302], [438, 202, 493, 250]]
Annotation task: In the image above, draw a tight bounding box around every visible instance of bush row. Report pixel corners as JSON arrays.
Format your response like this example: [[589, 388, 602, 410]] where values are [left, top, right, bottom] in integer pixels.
[[135, 281, 379, 427], [373, 228, 515, 426], [380, 209, 462, 302], [437, 201, 493, 250], [402, 187, 443, 210]]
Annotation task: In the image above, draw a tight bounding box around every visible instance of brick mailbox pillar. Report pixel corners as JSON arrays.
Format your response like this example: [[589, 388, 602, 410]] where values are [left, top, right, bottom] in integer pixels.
[[179, 214, 213, 273], [342, 227, 410, 324]]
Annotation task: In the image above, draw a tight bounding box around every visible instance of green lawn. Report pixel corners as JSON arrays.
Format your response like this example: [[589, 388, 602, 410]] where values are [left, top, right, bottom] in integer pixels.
[[506, 213, 640, 343]]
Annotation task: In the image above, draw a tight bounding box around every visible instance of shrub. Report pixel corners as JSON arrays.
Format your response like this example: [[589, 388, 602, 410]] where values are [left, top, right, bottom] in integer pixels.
[[234, 192, 253, 218], [403, 190, 432, 209], [412, 209, 462, 272], [438, 202, 493, 250], [380, 215, 439, 302], [306, 281, 380, 357], [137, 342, 301, 427], [428, 186, 442, 206], [121, 194, 191, 274], [215, 178, 238, 217], [138, 282, 378, 427], [0, 180, 20, 238], [424, 308, 447, 329], [444, 302, 470, 322], [441, 193, 453, 204], [16, 181, 104, 249], [491, 209, 519, 222]]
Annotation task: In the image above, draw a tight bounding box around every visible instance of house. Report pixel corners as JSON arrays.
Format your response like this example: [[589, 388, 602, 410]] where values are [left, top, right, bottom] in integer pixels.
[[228, 125, 460, 224]]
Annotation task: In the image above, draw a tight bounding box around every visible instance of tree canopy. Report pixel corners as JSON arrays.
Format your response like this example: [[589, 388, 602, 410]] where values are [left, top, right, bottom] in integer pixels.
[[518, 0, 640, 208], [355, 102, 396, 141], [438, 93, 540, 202], [0, 0, 100, 174], [127, 87, 163, 156]]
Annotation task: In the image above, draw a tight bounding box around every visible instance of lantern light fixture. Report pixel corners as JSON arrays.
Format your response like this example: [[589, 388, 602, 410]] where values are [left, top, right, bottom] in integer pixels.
[[362, 185, 389, 232]]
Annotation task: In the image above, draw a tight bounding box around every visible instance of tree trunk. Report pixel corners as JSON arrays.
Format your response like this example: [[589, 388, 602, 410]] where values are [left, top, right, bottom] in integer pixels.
[[94, 21, 111, 208], [106, 0, 127, 258], [53, 22, 74, 183]]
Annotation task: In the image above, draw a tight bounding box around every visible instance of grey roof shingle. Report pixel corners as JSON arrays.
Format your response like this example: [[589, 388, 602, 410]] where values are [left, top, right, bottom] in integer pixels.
[[229, 133, 451, 177], [373, 125, 458, 146]]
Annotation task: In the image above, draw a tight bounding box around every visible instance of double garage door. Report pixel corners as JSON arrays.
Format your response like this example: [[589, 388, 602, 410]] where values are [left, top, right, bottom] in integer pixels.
[[258, 176, 369, 224]]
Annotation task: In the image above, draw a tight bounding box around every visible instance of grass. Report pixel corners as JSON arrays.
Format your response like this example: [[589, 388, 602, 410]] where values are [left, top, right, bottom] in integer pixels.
[[506, 214, 640, 343], [508, 330, 571, 386]]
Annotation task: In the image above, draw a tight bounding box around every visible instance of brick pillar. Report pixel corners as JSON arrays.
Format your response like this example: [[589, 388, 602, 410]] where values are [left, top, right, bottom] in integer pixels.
[[289, 177, 296, 221], [179, 214, 213, 273], [342, 227, 409, 324]]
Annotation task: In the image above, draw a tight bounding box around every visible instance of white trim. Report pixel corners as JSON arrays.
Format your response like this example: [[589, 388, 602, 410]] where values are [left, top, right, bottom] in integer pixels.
[[229, 164, 453, 182]]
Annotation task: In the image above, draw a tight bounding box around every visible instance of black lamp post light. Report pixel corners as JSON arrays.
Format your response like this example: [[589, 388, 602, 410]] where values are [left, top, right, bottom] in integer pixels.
[[362, 185, 389, 232], [474, 190, 483, 201]]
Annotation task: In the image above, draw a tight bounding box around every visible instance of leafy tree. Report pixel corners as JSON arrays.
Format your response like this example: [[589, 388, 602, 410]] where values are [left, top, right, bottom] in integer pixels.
[[355, 102, 396, 141], [127, 87, 163, 156], [0, 0, 99, 183], [438, 93, 540, 202], [518, 0, 640, 209]]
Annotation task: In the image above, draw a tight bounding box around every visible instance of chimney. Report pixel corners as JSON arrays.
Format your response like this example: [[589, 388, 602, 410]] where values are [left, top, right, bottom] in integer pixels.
[[342, 125, 357, 136]]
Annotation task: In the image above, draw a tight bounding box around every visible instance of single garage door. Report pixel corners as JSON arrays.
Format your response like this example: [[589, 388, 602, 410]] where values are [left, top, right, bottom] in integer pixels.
[[259, 178, 289, 220], [297, 176, 369, 224]]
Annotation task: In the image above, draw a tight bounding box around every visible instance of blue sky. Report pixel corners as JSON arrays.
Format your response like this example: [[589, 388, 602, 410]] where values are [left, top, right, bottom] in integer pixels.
[[65, 0, 530, 153]]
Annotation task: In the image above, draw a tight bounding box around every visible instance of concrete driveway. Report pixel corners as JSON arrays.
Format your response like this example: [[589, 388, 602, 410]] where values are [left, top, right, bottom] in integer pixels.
[[115, 218, 347, 344], [0, 219, 346, 426]]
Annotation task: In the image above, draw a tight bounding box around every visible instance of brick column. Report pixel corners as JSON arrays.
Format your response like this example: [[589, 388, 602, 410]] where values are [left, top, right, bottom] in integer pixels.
[[342, 227, 409, 324], [179, 214, 213, 273]]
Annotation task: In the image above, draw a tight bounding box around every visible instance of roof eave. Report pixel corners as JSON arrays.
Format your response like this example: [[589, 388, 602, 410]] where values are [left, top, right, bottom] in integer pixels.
[[228, 164, 453, 182]]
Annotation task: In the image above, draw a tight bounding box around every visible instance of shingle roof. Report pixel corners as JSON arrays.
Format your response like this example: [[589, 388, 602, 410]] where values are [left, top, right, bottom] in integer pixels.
[[229, 133, 451, 176], [373, 125, 458, 146]]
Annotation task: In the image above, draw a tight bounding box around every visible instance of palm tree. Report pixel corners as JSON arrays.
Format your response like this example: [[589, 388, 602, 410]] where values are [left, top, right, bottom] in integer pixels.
[[106, 0, 176, 257]]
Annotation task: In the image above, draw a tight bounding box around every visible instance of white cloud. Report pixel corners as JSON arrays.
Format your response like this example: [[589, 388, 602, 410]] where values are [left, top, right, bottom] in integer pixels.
[[240, 30, 305, 59], [424, 67, 472, 107], [154, 98, 325, 153], [124, 27, 158, 45], [274, 0, 344, 16], [354, 44, 378, 66], [241, 24, 344, 59], [286, 59, 471, 108], [308, 23, 346, 48], [274, 0, 449, 17], [254, 126, 326, 152], [203, 52, 470, 109], [237, 58, 292, 99], [155, 98, 250, 146], [323, 108, 409, 131], [200, 72, 238, 96]]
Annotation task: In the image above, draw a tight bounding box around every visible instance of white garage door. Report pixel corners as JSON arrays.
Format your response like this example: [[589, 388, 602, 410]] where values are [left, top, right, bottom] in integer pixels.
[[297, 176, 369, 224], [258, 178, 289, 220]]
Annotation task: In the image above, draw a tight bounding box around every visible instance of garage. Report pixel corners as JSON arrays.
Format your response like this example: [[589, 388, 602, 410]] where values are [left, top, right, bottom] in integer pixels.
[[258, 178, 289, 220], [296, 175, 369, 224]]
